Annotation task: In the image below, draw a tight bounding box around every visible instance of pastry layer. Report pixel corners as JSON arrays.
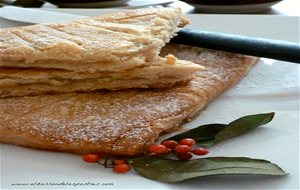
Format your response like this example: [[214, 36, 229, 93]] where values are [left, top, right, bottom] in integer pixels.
[[0, 8, 189, 73], [0, 59, 203, 97]]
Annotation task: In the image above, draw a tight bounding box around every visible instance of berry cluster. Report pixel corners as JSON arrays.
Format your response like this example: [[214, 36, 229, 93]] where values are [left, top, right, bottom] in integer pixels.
[[82, 138, 209, 173], [148, 138, 209, 160], [82, 154, 130, 173]]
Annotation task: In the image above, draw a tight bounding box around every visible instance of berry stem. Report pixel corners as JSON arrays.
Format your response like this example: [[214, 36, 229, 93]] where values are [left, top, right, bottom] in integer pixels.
[[97, 158, 114, 168]]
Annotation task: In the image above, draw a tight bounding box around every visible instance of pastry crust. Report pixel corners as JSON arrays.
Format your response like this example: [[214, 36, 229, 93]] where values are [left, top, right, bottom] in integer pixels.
[[0, 44, 259, 156], [0, 8, 189, 72]]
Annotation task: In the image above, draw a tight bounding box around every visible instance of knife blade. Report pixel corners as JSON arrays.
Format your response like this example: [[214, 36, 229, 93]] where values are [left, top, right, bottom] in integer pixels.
[[1, 6, 299, 63]]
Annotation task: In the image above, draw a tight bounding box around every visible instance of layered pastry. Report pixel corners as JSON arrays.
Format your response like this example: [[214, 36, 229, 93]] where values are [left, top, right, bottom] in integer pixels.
[[0, 8, 203, 98]]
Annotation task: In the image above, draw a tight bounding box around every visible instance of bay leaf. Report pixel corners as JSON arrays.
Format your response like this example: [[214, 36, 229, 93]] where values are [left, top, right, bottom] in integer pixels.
[[167, 112, 275, 147], [214, 112, 275, 143], [130, 157, 286, 183], [167, 124, 227, 142]]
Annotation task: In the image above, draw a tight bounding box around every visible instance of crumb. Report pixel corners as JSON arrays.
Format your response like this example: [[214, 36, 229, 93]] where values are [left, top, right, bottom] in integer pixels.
[[165, 54, 177, 64]]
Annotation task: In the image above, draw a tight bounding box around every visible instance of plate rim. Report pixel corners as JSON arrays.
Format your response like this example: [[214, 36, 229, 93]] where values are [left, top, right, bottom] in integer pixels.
[[190, 1, 281, 13]]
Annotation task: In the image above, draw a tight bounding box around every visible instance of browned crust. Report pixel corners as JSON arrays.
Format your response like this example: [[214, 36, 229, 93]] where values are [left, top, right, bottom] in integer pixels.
[[0, 44, 259, 156]]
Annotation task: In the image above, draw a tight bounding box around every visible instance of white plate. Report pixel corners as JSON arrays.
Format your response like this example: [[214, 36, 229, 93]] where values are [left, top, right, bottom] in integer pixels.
[[190, 2, 281, 13], [0, 10, 299, 190]]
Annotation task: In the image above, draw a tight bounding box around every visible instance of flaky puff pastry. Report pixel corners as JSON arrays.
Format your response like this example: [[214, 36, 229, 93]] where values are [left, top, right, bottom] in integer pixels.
[[0, 8, 190, 73]]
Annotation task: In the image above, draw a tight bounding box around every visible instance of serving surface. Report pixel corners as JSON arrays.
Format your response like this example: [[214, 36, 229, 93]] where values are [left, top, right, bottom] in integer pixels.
[[0, 12, 299, 190]]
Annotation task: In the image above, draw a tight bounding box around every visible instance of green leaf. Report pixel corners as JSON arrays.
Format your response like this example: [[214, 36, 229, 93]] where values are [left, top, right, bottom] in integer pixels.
[[167, 112, 275, 147], [167, 124, 227, 142], [214, 112, 275, 143], [130, 157, 286, 183]]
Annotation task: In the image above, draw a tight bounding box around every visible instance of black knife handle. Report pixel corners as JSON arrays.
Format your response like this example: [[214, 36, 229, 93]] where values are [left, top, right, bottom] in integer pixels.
[[171, 29, 300, 63]]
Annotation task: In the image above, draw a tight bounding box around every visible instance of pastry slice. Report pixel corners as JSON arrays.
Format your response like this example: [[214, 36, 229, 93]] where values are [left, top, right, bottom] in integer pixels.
[[0, 8, 190, 73], [0, 57, 204, 98], [0, 8, 203, 97]]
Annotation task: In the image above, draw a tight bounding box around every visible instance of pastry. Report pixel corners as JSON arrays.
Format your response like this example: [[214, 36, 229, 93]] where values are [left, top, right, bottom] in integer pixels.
[[0, 57, 203, 97], [0, 44, 258, 156], [0, 8, 189, 72], [0, 8, 203, 97]]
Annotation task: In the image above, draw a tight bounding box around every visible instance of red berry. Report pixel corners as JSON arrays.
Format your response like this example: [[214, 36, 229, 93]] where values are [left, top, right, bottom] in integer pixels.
[[161, 140, 179, 148], [177, 152, 193, 160], [179, 138, 196, 146], [192, 148, 209, 156], [149, 144, 168, 154], [173, 145, 191, 153], [113, 159, 127, 165], [82, 154, 100, 163], [113, 164, 130, 173]]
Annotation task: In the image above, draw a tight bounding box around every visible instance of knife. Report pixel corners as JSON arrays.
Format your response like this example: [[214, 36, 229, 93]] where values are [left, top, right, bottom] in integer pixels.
[[1, 6, 299, 63], [171, 29, 300, 63]]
